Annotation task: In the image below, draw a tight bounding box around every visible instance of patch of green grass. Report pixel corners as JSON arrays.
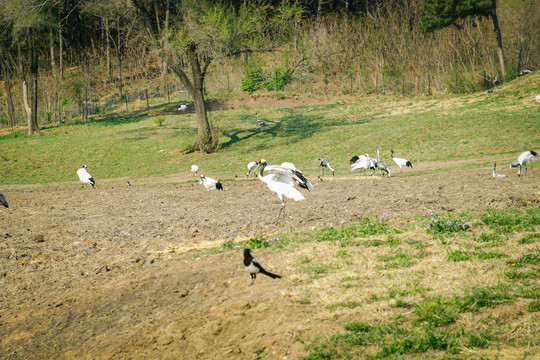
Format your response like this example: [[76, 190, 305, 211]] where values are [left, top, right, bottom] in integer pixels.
[[327, 301, 363, 311], [527, 299, 540, 312], [507, 249, 540, 267], [481, 207, 540, 234], [448, 250, 472, 262], [475, 233, 501, 243], [504, 249, 540, 281], [315, 215, 391, 243], [377, 252, 414, 269], [518, 233, 540, 244], [474, 251, 508, 260], [301, 264, 335, 276], [414, 296, 460, 327], [426, 213, 469, 238]]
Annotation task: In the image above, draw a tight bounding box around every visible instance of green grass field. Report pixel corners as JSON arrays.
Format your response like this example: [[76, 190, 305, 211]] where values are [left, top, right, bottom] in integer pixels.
[[0, 73, 538, 185]]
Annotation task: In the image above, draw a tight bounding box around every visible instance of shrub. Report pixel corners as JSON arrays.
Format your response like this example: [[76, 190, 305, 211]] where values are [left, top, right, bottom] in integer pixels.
[[154, 116, 165, 127]]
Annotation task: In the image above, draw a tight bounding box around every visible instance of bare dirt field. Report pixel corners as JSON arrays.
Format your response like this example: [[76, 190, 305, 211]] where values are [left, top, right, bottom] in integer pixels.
[[1, 167, 539, 360]]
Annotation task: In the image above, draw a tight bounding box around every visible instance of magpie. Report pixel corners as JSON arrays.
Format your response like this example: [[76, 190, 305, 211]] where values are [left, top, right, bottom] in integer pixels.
[[0, 192, 8, 208], [243, 248, 281, 285]]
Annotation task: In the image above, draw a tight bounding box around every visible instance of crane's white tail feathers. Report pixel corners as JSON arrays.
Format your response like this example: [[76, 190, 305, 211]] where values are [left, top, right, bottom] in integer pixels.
[[267, 181, 305, 202]]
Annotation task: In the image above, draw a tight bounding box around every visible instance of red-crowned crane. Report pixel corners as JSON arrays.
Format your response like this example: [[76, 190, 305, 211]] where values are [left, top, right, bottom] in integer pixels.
[[246, 161, 259, 178], [376, 149, 391, 177], [492, 163, 507, 178], [510, 150, 537, 177], [257, 159, 313, 223], [390, 150, 412, 172], [315, 158, 335, 176], [199, 174, 223, 191], [77, 165, 96, 189], [0, 192, 8, 208], [350, 154, 375, 178], [191, 165, 199, 177]]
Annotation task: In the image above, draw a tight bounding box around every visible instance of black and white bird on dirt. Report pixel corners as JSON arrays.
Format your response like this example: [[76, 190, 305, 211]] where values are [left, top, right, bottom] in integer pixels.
[[256, 113, 268, 132], [243, 248, 281, 285], [510, 150, 537, 177], [492, 163, 507, 178], [390, 150, 412, 172], [315, 158, 335, 177], [0, 192, 8, 208], [199, 174, 223, 191], [246, 161, 259, 178], [350, 154, 376, 178], [77, 165, 96, 189], [257, 159, 313, 223]]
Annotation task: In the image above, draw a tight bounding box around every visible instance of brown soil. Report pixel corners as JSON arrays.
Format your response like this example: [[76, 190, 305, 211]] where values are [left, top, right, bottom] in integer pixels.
[[1, 168, 538, 360]]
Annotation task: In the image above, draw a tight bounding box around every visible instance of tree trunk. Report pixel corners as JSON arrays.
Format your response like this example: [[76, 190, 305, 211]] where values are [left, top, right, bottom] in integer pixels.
[[28, 31, 40, 135], [160, 0, 170, 77], [490, 0, 506, 78], [169, 48, 214, 153], [314, 0, 323, 49], [2, 68, 16, 132], [23, 79, 31, 123], [105, 19, 111, 83], [117, 33, 125, 109], [50, 28, 56, 72]]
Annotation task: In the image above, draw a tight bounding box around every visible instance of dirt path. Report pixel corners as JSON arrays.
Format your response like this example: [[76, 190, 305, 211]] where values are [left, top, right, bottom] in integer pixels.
[[0, 169, 538, 359]]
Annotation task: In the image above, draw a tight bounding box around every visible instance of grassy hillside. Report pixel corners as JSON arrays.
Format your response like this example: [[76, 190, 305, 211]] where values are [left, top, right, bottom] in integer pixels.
[[0, 72, 538, 186]]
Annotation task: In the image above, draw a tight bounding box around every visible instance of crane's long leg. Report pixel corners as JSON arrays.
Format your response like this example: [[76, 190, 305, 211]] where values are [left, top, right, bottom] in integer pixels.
[[276, 203, 285, 224]]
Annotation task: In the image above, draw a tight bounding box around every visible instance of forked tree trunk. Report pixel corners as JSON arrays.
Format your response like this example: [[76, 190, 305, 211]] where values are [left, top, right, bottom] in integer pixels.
[[168, 48, 214, 153]]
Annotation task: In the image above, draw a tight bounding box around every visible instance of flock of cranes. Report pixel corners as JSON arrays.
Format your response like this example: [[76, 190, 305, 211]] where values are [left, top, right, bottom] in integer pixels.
[[0, 112, 535, 225], [181, 149, 534, 224]]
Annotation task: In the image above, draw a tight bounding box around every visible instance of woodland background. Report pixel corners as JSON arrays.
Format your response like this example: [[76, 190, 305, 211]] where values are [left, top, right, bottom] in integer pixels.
[[0, 0, 538, 133]]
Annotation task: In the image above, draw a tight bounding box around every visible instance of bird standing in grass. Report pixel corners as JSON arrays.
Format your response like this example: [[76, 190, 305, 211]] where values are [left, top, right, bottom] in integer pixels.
[[191, 165, 199, 177], [246, 161, 259, 178], [243, 248, 281, 285], [390, 150, 412, 172], [77, 165, 96, 189], [199, 174, 223, 191], [256, 113, 268, 132], [0, 192, 8, 208], [178, 104, 187, 111], [510, 150, 537, 177], [257, 159, 313, 223], [315, 158, 335, 177], [492, 163, 507, 178]]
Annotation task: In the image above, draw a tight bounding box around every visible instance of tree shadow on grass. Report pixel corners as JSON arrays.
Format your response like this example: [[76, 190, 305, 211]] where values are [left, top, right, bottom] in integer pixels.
[[219, 105, 372, 151]]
